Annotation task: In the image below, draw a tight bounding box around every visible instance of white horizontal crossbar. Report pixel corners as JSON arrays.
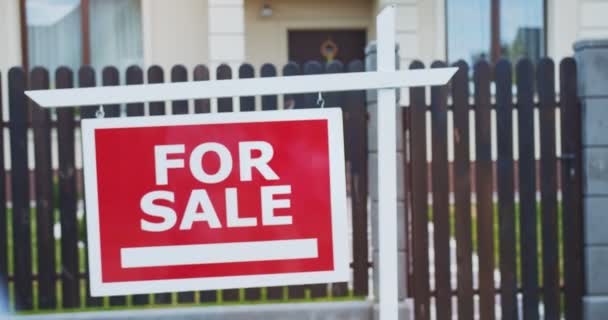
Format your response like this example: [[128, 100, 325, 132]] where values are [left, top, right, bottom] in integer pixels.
[[25, 69, 457, 108]]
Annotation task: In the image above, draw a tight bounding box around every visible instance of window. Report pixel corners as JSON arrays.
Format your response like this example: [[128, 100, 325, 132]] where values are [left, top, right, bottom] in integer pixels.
[[22, 0, 143, 73], [447, 0, 545, 66]]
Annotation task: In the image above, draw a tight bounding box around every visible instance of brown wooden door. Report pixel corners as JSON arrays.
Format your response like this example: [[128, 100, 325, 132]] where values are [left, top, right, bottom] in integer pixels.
[[288, 30, 367, 65]]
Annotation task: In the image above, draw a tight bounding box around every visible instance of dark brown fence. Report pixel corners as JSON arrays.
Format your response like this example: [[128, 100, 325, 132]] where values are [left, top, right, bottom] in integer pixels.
[[0, 57, 584, 319], [405, 57, 583, 320], [0, 60, 369, 312]]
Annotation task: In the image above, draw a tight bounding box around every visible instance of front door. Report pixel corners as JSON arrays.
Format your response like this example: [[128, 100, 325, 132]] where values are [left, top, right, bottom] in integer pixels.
[[288, 30, 367, 65]]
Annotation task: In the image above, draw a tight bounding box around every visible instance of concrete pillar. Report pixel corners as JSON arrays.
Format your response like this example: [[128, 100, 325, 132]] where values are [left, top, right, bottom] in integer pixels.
[[365, 41, 411, 319], [574, 39, 608, 320]]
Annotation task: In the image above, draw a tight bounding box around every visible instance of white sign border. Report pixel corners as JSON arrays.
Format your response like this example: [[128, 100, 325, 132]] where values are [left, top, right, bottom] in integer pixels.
[[81, 108, 350, 296]]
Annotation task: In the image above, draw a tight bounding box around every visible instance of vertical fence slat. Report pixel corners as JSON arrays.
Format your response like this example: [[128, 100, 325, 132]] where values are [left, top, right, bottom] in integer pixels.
[[281, 61, 307, 300], [171, 65, 189, 115], [31, 67, 56, 309], [409, 60, 430, 320], [261, 64, 278, 111], [239, 64, 255, 112], [102, 67, 121, 117], [216, 63, 239, 303], [9, 67, 33, 311], [126, 66, 145, 117], [560, 57, 583, 320], [517, 59, 539, 320], [193, 65, 210, 114], [346, 60, 369, 298], [430, 60, 451, 320], [538, 58, 560, 320], [217, 64, 233, 113], [78, 66, 103, 307], [0, 71, 7, 313], [282, 62, 301, 110], [474, 60, 495, 320], [325, 60, 348, 298], [238, 63, 260, 302], [297, 60, 328, 299], [145, 65, 172, 305], [100, 67, 127, 307], [57, 67, 80, 309], [124, 65, 149, 306], [191, 65, 217, 303], [495, 59, 517, 319], [259, 63, 283, 301], [452, 61, 473, 320], [169, 64, 195, 304], [78, 66, 98, 120], [148, 66, 166, 116]]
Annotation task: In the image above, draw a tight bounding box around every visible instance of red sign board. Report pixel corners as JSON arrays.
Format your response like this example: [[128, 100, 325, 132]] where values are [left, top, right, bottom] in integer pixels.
[[82, 109, 349, 296]]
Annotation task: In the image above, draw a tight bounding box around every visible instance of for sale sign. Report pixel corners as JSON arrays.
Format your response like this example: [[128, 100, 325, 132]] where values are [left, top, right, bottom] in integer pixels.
[[81, 108, 349, 296]]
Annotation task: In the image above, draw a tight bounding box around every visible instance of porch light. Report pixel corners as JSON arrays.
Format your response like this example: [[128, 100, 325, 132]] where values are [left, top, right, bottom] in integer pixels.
[[260, 3, 273, 17]]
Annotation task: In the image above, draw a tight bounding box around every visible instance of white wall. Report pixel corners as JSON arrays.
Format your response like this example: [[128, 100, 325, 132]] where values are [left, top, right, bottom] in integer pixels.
[[208, 0, 245, 69], [0, 0, 22, 122], [142, 0, 209, 71], [244, 0, 373, 68], [0, 0, 22, 72], [578, 0, 608, 39], [373, 0, 446, 68]]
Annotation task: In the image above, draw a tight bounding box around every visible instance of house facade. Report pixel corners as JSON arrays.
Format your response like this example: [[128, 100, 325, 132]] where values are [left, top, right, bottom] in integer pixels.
[[1, 0, 607, 76]]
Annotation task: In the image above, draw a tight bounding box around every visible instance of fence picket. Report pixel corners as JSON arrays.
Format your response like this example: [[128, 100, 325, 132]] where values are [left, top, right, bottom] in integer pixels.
[[346, 60, 369, 298], [326, 60, 347, 298], [192, 64, 216, 304], [282, 62, 301, 110], [409, 61, 430, 320], [56, 67, 80, 309], [239, 64, 255, 112], [474, 60, 495, 320], [148, 66, 166, 116], [193, 65, 210, 114], [236, 63, 261, 301], [169, 64, 196, 304], [171, 65, 189, 115], [430, 61, 451, 320], [124, 65, 149, 306], [9, 67, 33, 311], [0, 71, 7, 313], [31, 67, 56, 310], [281, 61, 307, 300], [452, 61, 473, 320], [126, 66, 145, 117], [538, 58, 560, 320], [261, 64, 278, 111], [258, 63, 283, 301], [215, 64, 239, 302], [144, 65, 172, 305], [217, 64, 233, 114], [517, 59, 539, 320], [495, 59, 517, 320], [102, 67, 121, 117], [100, 67, 128, 307], [560, 58, 583, 320]]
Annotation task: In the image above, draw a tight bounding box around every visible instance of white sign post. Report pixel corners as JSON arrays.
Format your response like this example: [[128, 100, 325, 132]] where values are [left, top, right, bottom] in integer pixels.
[[26, 5, 456, 320]]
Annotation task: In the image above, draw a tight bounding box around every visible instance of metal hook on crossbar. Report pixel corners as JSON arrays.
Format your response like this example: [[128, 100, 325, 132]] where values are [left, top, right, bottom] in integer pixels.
[[317, 92, 325, 108], [96, 105, 105, 118]]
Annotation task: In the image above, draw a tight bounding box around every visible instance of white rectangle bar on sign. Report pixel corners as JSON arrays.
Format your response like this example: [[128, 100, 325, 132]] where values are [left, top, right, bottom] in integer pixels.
[[25, 69, 456, 108], [121, 239, 319, 268]]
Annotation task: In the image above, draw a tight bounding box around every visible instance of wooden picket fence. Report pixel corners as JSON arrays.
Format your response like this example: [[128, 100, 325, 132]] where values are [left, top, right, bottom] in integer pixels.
[[404, 58, 583, 320], [0, 57, 584, 319], [0, 60, 370, 311]]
